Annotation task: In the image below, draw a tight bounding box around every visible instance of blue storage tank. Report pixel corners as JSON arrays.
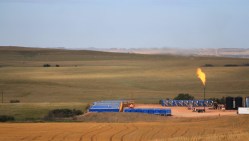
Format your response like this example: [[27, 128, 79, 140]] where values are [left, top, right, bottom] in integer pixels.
[[183, 100, 189, 106], [178, 100, 184, 106], [165, 100, 170, 106], [160, 99, 214, 107], [154, 109, 161, 115], [168, 100, 173, 106], [161, 100, 165, 106], [89, 100, 123, 113], [135, 108, 142, 113], [172, 100, 177, 106], [123, 108, 171, 116], [205, 100, 213, 107], [198, 100, 204, 106], [141, 109, 148, 113], [148, 109, 154, 114], [246, 97, 249, 107], [188, 100, 194, 105], [193, 100, 199, 107]]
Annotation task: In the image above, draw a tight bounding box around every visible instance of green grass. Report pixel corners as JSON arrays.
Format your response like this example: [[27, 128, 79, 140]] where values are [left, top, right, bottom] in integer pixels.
[[0, 103, 88, 121]]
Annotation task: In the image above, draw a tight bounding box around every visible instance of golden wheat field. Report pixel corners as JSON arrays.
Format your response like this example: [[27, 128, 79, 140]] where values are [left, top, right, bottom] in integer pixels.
[[0, 115, 249, 141]]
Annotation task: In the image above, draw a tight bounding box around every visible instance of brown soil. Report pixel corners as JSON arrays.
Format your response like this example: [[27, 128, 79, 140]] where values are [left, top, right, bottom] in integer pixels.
[[135, 104, 237, 117]]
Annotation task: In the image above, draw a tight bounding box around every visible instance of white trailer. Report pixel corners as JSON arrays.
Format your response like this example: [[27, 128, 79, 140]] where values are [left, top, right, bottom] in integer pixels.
[[238, 107, 249, 114]]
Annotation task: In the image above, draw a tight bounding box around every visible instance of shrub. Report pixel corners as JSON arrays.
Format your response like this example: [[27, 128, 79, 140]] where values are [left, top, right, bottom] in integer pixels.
[[55, 64, 60, 67], [43, 64, 51, 67], [174, 93, 194, 100], [73, 109, 83, 115], [208, 97, 225, 104], [224, 64, 238, 67], [44, 109, 83, 120], [243, 63, 249, 66], [203, 64, 214, 67], [84, 104, 91, 112], [10, 100, 20, 103], [0, 115, 15, 122]]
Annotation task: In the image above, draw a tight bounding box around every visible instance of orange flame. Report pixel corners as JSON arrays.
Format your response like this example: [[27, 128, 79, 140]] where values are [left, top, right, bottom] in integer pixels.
[[196, 68, 206, 86]]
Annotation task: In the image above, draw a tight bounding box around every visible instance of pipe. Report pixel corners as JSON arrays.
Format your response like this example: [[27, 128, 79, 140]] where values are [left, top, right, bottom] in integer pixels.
[[204, 87, 206, 111]]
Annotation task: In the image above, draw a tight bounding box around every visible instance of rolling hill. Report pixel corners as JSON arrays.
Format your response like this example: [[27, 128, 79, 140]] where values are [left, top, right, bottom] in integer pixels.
[[0, 46, 249, 104]]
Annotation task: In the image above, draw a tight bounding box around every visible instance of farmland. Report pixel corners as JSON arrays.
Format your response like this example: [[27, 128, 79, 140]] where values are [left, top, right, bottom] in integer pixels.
[[0, 115, 249, 141], [1, 46, 249, 140]]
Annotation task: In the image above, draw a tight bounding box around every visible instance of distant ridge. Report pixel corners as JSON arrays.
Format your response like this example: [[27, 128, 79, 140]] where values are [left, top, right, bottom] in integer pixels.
[[1, 46, 249, 58], [93, 47, 249, 58]]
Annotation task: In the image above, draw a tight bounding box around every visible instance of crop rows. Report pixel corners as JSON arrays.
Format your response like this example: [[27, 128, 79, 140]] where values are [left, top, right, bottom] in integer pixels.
[[1, 121, 247, 141]]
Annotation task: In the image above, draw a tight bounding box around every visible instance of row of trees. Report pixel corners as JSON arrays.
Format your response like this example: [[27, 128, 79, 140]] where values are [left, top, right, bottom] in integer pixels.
[[0, 115, 15, 122], [203, 63, 249, 67], [44, 109, 83, 121], [1, 108, 84, 122], [43, 64, 60, 67]]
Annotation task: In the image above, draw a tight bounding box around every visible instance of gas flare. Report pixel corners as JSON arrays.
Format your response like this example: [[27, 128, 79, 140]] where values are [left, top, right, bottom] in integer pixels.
[[197, 68, 206, 86]]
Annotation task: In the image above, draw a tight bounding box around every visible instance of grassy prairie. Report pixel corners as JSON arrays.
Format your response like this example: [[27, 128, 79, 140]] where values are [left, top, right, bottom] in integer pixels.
[[0, 47, 249, 104]]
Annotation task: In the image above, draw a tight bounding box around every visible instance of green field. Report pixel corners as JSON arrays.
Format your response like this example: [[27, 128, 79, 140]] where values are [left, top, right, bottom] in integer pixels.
[[0, 103, 87, 121], [0, 46, 249, 120]]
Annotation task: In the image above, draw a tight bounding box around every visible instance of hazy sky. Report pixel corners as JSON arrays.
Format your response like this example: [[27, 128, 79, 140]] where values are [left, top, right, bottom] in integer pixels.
[[0, 0, 249, 49]]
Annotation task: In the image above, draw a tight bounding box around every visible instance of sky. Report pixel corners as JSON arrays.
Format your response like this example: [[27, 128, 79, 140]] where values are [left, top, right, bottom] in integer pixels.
[[0, 0, 249, 49]]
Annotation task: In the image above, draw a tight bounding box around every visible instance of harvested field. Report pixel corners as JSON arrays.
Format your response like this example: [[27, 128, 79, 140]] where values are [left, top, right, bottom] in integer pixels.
[[76, 112, 170, 122], [0, 115, 249, 141]]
